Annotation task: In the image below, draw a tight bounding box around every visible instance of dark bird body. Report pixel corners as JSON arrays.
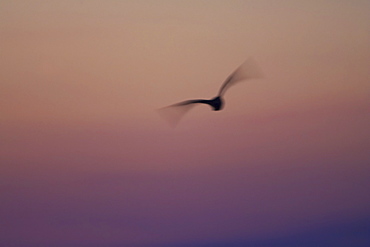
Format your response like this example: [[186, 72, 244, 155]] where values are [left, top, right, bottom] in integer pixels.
[[174, 96, 224, 111], [159, 58, 263, 126]]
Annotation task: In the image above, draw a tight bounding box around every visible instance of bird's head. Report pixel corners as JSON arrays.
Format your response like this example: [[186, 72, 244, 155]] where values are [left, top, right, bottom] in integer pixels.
[[210, 96, 223, 111]]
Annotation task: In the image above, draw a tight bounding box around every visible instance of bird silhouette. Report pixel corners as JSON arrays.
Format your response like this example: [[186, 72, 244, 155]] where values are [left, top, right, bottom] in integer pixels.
[[158, 58, 263, 126]]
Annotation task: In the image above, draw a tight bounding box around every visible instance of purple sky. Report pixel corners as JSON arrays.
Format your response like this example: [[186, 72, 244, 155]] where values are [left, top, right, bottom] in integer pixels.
[[1, 1, 370, 246]]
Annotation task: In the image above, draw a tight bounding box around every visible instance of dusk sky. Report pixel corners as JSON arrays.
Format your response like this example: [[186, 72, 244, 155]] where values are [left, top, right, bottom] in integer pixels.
[[1, 1, 370, 246]]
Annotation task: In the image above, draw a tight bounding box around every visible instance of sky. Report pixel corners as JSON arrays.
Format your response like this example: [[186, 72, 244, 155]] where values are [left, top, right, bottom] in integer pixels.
[[1, 0, 370, 246]]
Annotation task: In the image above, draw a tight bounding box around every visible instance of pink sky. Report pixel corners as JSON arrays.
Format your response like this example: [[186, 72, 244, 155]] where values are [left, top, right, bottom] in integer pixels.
[[1, 1, 370, 246]]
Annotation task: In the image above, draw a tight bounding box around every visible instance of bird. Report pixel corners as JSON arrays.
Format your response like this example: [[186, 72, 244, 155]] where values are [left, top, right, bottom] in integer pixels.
[[158, 58, 263, 126]]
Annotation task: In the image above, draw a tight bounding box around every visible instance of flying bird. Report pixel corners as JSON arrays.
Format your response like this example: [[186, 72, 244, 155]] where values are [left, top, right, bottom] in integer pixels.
[[158, 58, 263, 126]]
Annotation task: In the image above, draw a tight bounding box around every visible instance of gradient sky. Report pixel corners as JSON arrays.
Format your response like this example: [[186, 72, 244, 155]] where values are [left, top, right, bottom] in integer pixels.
[[1, 1, 370, 246]]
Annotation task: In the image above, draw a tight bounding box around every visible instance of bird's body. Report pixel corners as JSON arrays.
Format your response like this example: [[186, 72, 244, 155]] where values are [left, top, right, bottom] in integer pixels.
[[159, 58, 263, 126], [207, 96, 223, 111], [174, 96, 224, 111]]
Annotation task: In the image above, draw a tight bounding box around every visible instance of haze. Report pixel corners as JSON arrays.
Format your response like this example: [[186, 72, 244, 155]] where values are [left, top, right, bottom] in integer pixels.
[[1, 1, 369, 246]]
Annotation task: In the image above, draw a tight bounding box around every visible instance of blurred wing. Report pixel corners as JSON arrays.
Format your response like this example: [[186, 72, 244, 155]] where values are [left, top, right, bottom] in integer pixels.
[[171, 99, 208, 107], [158, 99, 206, 127], [218, 57, 264, 96]]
